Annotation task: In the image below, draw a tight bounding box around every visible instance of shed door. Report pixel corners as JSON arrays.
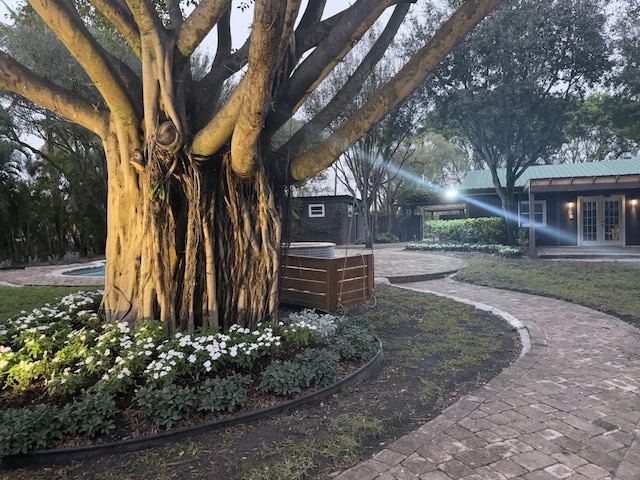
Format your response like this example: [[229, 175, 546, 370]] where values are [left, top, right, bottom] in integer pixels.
[[578, 195, 624, 246]]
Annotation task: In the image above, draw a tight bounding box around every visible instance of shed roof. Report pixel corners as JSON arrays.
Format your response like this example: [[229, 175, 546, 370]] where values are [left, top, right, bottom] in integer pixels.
[[460, 158, 640, 192]]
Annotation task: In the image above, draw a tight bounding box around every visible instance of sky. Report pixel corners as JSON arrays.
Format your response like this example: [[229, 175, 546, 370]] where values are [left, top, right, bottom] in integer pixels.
[[0, 1, 346, 49]]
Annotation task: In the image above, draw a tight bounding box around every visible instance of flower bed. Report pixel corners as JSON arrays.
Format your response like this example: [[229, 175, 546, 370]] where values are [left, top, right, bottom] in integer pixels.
[[0, 292, 378, 459], [406, 242, 521, 257]]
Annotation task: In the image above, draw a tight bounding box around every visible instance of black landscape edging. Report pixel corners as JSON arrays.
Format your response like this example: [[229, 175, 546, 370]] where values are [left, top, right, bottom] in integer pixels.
[[386, 270, 460, 284], [0, 341, 383, 470]]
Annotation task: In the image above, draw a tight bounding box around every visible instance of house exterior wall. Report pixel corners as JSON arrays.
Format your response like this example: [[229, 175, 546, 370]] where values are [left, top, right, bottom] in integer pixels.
[[292, 196, 362, 245], [465, 189, 640, 247], [466, 194, 503, 218]]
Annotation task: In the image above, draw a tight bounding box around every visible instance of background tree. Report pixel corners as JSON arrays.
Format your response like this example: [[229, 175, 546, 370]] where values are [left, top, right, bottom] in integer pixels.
[[550, 94, 639, 164], [0, 7, 109, 261], [375, 132, 469, 239], [609, 1, 640, 150], [0, 0, 504, 333], [299, 19, 422, 248], [421, 0, 611, 242]]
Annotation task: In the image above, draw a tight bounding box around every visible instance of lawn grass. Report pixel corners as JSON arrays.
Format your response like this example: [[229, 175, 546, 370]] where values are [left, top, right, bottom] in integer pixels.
[[455, 257, 640, 328], [0, 286, 101, 321]]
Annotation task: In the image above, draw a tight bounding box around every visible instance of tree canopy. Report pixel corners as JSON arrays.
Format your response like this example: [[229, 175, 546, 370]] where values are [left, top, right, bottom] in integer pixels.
[[421, 0, 611, 240]]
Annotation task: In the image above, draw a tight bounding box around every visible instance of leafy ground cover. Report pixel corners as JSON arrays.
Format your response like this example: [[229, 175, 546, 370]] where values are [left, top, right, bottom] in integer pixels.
[[0, 283, 520, 480], [455, 256, 640, 328], [0, 290, 377, 459]]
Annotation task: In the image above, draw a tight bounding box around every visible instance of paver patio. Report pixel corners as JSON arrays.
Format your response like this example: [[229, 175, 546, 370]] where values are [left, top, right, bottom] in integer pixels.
[[337, 277, 640, 480]]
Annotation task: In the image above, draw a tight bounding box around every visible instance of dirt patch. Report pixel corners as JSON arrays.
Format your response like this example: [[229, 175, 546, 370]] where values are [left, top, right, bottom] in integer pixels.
[[5, 283, 520, 480]]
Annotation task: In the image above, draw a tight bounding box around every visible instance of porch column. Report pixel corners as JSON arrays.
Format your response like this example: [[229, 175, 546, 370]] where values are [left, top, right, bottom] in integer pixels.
[[528, 188, 537, 258]]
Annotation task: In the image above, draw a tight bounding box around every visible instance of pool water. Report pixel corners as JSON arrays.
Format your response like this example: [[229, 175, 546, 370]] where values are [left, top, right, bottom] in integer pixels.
[[63, 265, 105, 277]]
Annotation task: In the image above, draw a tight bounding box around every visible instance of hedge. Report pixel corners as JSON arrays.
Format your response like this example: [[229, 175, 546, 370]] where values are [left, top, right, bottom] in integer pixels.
[[424, 217, 507, 245]]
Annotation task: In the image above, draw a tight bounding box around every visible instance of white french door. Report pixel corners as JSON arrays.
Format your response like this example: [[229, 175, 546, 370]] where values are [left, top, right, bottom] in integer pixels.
[[578, 195, 625, 246]]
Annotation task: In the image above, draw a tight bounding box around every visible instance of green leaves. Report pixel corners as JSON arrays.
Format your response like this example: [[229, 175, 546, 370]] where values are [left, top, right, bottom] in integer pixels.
[[424, 218, 507, 245], [0, 390, 117, 458], [260, 348, 340, 397], [135, 385, 195, 430], [197, 374, 252, 418]]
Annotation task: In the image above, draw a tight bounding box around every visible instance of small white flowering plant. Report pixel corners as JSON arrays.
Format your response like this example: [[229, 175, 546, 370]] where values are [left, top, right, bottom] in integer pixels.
[[0, 293, 377, 457], [284, 309, 340, 341]]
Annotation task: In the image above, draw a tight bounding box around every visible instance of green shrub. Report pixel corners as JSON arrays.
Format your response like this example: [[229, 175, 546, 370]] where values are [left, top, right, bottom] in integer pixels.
[[375, 232, 399, 243], [65, 388, 118, 437], [468, 217, 508, 244], [0, 404, 65, 457], [424, 217, 507, 245], [294, 348, 340, 386], [330, 322, 378, 361], [260, 348, 340, 396], [197, 374, 252, 418], [135, 384, 195, 429], [259, 360, 305, 396], [280, 324, 315, 350]]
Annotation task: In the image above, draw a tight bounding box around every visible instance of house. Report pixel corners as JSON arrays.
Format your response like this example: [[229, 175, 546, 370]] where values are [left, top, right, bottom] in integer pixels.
[[288, 195, 363, 245], [459, 158, 640, 257]]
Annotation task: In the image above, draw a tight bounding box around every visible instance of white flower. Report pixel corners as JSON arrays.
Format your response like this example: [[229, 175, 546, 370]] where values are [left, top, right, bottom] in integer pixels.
[[188, 354, 197, 363], [85, 356, 94, 364], [203, 360, 212, 371]]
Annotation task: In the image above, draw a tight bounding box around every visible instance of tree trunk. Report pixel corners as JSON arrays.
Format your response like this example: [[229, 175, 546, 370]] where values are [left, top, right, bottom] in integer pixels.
[[102, 130, 281, 334]]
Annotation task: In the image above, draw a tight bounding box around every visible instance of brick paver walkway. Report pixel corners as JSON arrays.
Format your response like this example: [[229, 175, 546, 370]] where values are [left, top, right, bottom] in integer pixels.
[[337, 278, 640, 480]]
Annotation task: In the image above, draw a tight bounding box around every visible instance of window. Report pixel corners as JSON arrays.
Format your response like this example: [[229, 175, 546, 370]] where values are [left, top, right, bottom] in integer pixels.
[[308, 204, 325, 218], [347, 204, 353, 217], [519, 200, 547, 227]]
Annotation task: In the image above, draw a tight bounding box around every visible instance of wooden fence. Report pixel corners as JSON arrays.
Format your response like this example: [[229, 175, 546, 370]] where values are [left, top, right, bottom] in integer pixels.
[[279, 253, 374, 311]]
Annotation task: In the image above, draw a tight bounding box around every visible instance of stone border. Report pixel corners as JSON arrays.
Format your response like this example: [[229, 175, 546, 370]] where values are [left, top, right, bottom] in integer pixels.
[[395, 282, 531, 358], [0, 340, 383, 470]]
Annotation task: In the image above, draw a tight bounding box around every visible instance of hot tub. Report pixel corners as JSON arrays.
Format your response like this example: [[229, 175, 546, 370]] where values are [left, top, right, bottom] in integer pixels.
[[282, 242, 336, 259]]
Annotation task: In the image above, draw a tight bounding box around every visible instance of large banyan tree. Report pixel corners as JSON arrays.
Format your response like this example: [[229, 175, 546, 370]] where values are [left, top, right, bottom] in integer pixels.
[[0, 0, 503, 334]]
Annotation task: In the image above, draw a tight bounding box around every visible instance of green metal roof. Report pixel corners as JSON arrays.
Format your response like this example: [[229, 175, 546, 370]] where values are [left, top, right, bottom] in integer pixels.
[[460, 158, 640, 191]]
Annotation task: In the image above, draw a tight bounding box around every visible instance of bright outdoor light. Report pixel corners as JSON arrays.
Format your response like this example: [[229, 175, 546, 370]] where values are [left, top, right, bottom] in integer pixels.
[[445, 189, 458, 200]]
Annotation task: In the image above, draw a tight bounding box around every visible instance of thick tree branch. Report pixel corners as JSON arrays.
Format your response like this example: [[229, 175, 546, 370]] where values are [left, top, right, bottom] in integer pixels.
[[88, 0, 142, 57], [167, 0, 184, 31], [191, 0, 298, 160], [177, 0, 231, 57], [190, 77, 247, 159], [277, 3, 411, 160], [28, 0, 139, 130], [270, 0, 395, 132], [297, 0, 326, 32], [290, 0, 506, 182], [215, 7, 233, 60], [0, 52, 109, 139], [125, 0, 183, 138], [191, 8, 232, 130], [231, 0, 288, 176]]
